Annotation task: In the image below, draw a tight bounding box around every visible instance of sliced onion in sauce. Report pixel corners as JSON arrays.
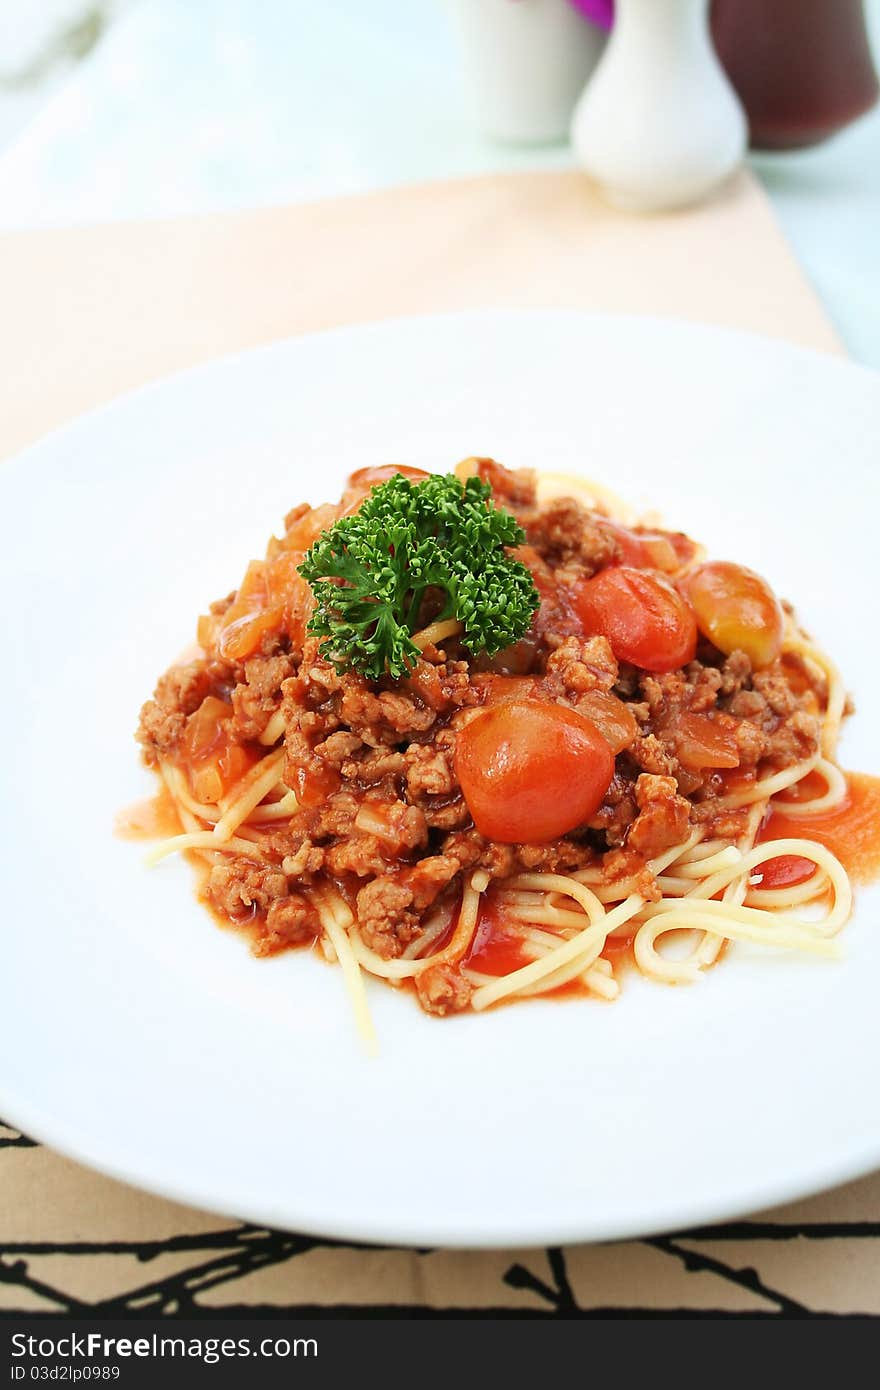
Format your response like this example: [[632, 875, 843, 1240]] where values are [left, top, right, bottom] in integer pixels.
[[671, 712, 741, 771], [575, 689, 639, 754]]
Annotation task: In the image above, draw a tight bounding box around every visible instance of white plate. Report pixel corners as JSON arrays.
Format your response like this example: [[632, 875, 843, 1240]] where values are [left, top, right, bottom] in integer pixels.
[[2, 311, 880, 1248]]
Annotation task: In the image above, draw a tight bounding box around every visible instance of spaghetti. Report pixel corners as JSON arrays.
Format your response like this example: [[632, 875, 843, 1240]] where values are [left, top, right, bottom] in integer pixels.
[[133, 458, 876, 1042]]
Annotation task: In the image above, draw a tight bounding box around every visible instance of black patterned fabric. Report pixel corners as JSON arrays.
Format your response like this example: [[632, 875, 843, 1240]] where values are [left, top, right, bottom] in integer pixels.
[[2, 1120, 879, 1317]]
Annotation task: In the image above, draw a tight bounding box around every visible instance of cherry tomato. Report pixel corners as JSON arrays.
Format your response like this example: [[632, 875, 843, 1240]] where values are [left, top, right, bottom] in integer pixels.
[[572, 566, 698, 673], [455, 701, 614, 843], [687, 561, 783, 669]]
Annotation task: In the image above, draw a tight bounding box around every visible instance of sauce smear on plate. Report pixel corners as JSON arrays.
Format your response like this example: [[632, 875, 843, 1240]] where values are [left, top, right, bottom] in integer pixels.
[[758, 771, 880, 886]]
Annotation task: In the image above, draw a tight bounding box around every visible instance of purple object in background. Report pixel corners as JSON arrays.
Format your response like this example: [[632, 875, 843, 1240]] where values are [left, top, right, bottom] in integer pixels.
[[568, 0, 614, 30]]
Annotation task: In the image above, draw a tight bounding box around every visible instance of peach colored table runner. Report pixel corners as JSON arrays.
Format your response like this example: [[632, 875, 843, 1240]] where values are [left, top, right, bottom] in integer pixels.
[[0, 168, 841, 464]]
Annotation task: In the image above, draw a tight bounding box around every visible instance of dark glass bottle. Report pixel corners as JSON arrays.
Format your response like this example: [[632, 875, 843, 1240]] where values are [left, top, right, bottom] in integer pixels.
[[711, 0, 879, 150]]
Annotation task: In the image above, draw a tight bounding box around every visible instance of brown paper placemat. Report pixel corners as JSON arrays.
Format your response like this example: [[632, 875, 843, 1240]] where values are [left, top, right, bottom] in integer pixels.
[[3, 168, 876, 1318]]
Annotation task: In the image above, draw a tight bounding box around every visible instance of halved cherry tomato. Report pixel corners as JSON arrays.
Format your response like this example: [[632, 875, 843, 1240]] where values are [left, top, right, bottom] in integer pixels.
[[572, 566, 697, 673], [455, 700, 613, 843], [687, 561, 784, 669]]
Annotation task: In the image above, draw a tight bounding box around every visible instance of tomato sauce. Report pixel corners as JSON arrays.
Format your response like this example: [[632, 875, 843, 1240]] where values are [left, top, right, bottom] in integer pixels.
[[464, 895, 600, 1001], [291, 758, 342, 808], [115, 783, 183, 840], [752, 854, 816, 891], [715, 767, 757, 800], [465, 896, 533, 977], [758, 771, 880, 886], [601, 932, 636, 966]]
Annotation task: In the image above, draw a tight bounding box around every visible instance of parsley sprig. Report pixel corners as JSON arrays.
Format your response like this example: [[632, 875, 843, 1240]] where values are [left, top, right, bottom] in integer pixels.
[[298, 473, 539, 679]]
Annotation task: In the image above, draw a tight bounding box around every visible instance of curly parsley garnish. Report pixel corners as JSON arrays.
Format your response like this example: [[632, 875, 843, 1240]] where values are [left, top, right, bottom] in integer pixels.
[[298, 472, 540, 680]]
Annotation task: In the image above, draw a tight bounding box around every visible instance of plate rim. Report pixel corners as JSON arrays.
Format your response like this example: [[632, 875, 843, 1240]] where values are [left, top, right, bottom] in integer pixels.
[[3, 306, 877, 483], [1, 1079, 880, 1248]]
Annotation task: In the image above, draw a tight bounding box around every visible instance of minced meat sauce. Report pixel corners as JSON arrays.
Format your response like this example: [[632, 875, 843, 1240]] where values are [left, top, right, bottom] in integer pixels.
[[136, 459, 826, 1014]]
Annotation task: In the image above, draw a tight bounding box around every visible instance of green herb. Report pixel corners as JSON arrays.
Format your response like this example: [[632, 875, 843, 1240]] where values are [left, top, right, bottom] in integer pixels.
[[298, 473, 540, 679]]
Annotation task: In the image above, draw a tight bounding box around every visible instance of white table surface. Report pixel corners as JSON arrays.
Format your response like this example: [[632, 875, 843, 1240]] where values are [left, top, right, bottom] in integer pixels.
[[0, 0, 878, 368]]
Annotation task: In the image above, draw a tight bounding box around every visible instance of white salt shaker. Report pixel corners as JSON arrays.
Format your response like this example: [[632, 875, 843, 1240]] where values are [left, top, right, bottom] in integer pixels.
[[570, 0, 747, 211], [447, 0, 607, 144]]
